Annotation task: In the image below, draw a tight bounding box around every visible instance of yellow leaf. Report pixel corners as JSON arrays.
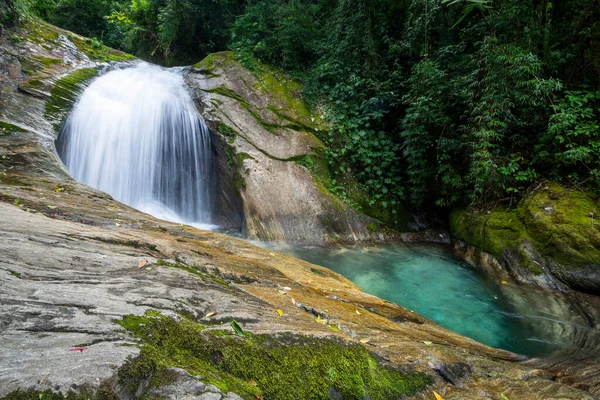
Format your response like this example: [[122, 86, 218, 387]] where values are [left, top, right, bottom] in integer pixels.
[[276, 309, 283, 317], [359, 338, 370, 344], [315, 315, 327, 325], [248, 380, 257, 386], [115, 223, 121, 227], [433, 391, 444, 400], [355, 310, 361, 315], [501, 280, 508, 285], [205, 311, 218, 318], [422, 341, 432, 345]]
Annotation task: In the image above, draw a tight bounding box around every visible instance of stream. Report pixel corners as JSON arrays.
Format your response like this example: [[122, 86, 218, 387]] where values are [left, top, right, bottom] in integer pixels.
[[261, 241, 600, 358]]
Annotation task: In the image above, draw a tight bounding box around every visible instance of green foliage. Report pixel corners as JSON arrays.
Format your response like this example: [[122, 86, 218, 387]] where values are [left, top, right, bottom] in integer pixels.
[[231, 0, 600, 210], [25, 0, 600, 210], [541, 90, 600, 187], [0, 0, 29, 27]]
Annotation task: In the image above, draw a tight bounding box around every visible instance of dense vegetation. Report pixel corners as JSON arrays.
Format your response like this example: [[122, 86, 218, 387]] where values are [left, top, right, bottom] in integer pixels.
[[3, 0, 599, 218]]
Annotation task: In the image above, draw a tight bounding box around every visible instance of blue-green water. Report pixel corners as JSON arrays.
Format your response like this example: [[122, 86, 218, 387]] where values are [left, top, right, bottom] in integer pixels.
[[263, 242, 600, 357]]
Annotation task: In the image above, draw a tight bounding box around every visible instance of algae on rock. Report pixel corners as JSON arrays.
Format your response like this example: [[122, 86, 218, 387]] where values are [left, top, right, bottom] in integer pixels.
[[450, 182, 600, 293], [118, 311, 431, 400]]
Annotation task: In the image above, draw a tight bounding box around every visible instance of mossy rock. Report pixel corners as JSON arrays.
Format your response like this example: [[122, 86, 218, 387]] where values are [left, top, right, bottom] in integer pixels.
[[195, 51, 326, 134], [517, 182, 600, 267], [450, 182, 600, 293], [0, 121, 28, 136], [117, 312, 431, 399], [45, 67, 99, 130]]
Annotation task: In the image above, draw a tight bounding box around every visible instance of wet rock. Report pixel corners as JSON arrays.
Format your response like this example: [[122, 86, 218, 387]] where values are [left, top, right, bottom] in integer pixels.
[[434, 362, 472, 387], [185, 52, 388, 246]]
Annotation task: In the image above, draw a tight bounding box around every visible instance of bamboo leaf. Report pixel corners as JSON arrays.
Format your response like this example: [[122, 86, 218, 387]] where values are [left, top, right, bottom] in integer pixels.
[[230, 320, 244, 335]]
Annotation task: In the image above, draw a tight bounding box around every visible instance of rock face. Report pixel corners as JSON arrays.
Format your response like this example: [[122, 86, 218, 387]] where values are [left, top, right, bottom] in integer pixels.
[[1, 20, 599, 399], [450, 183, 600, 294], [185, 52, 384, 245]]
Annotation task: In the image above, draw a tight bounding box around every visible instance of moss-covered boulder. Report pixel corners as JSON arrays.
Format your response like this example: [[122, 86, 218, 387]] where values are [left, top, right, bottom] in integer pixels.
[[185, 52, 392, 245], [450, 182, 600, 294]]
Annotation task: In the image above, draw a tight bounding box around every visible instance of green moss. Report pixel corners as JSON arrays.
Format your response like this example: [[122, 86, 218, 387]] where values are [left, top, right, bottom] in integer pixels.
[[367, 223, 377, 232], [450, 182, 600, 271], [9, 271, 22, 278], [517, 182, 600, 267], [310, 267, 325, 276], [45, 67, 99, 129], [0, 121, 27, 136], [21, 20, 60, 47], [218, 123, 238, 143], [69, 36, 135, 62], [33, 56, 62, 68], [192, 51, 237, 76], [220, 134, 253, 192], [450, 207, 529, 258], [118, 312, 431, 400], [19, 79, 45, 91], [209, 86, 246, 103]]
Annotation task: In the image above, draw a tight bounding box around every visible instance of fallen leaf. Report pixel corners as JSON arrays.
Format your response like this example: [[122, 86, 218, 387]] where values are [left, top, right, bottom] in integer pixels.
[[315, 315, 327, 325], [115, 223, 121, 227], [145, 267, 152, 271], [248, 380, 257, 386], [47, 205, 57, 209], [230, 320, 244, 335], [137, 259, 148, 269], [501, 280, 508, 285], [277, 290, 286, 295], [355, 310, 361, 315], [422, 341, 432, 346], [359, 338, 370, 344], [69, 347, 87, 353], [433, 391, 444, 400], [328, 324, 340, 332], [500, 394, 509, 400], [276, 309, 283, 317], [205, 311, 218, 318], [254, 395, 262, 400], [282, 286, 291, 291]]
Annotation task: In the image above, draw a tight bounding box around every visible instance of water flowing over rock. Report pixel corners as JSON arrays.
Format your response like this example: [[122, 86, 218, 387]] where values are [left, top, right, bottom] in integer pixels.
[[57, 63, 216, 228]]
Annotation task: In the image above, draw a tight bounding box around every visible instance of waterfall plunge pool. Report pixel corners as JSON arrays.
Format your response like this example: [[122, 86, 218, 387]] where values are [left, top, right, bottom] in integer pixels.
[[261, 242, 600, 358], [54, 63, 600, 360]]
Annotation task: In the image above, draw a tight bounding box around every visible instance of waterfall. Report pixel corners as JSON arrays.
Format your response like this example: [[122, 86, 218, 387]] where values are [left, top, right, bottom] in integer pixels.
[[57, 63, 216, 229]]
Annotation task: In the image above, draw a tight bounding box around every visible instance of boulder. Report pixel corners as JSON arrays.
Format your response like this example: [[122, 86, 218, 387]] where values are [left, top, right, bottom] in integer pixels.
[[450, 182, 600, 294]]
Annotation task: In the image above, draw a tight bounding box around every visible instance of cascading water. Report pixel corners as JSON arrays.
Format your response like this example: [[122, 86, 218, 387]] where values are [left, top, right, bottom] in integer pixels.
[[57, 63, 216, 229]]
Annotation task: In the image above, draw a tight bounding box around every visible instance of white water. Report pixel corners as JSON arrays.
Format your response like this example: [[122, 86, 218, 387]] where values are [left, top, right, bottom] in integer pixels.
[[57, 63, 216, 229]]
